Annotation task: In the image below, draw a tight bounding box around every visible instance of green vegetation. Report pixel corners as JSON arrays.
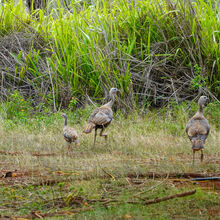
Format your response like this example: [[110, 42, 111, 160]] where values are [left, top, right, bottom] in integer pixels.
[[0, 90, 219, 130], [0, 0, 219, 110], [1, 179, 220, 219]]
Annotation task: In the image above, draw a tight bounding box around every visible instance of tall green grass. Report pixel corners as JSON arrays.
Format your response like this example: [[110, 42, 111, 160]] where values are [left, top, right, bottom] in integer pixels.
[[0, 0, 219, 109]]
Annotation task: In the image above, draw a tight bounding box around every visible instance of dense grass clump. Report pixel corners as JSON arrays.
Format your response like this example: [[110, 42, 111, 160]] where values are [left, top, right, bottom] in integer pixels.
[[0, 0, 219, 110]]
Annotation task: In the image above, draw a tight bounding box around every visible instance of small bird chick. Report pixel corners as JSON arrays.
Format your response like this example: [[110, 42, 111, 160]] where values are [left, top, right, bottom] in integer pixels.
[[61, 113, 79, 151]]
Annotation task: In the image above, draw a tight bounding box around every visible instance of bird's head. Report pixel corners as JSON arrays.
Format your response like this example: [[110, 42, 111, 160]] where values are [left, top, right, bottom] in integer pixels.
[[198, 96, 209, 108], [109, 88, 119, 96], [61, 113, 67, 118]]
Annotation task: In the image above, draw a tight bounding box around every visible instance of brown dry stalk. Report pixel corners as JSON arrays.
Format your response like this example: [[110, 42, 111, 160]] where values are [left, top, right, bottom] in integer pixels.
[[0, 150, 57, 157], [143, 189, 196, 205], [1, 170, 218, 186], [0, 150, 22, 155], [100, 167, 115, 180], [126, 172, 217, 179], [5, 207, 92, 219], [35, 173, 214, 187]]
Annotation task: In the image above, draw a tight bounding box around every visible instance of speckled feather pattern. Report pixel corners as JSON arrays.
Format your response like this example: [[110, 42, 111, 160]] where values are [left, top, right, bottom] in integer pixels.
[[89, 106, 113, 126], [186, 109, 210, 149], [83, 88, 118, 134], [63, 126, 78, 143]]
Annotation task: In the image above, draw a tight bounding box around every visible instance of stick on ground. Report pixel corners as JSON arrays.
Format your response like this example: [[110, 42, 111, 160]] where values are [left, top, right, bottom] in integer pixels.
[[143, 189, 196, 205]]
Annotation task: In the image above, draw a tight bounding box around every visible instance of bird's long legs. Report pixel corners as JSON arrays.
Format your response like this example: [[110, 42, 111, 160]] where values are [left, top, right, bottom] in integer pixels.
[[201, 149, 204, 162], [192, 149, 204, 165], [100, 128, 107, 140], [68, 143, 71, 151], [193, 150, 195, 166], [93, 128, 98, 147], [66, 143, 72, 156]]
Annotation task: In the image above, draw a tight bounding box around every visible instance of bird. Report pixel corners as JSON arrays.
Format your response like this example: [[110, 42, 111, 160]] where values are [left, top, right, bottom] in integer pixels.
[[61, 113, 80, 151], [186, 96, 210, 164], [83, 88, 119, 147]]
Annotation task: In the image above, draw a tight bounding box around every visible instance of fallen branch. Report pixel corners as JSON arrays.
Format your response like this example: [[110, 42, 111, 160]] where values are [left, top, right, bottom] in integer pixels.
[[0, 150, 22, 155], [6, 207, 92, 219], [0, 150, 57, 157], [143, 189, 196, 205], [127, 172, 216, 179]]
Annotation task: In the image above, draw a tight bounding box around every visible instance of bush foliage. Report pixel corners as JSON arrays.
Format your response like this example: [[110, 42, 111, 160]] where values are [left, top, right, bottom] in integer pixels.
[[0, 0, 219, 110]]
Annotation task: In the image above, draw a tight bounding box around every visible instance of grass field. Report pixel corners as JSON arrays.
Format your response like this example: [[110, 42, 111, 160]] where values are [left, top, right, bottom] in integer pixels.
[[0, 103, 220, 219]]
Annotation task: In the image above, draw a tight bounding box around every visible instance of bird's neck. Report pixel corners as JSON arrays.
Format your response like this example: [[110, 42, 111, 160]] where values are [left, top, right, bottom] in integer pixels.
[[64, 117, 68, 126], [198, 104, 203, 114], [105, 93, 115, 108], [194, 104, 204, 118]]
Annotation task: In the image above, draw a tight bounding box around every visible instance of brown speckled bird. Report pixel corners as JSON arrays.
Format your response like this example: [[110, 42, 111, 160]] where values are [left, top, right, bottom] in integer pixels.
[[186, 96, 210, 164], [61, 113, 79, 151], [83, 88, 119, 147]]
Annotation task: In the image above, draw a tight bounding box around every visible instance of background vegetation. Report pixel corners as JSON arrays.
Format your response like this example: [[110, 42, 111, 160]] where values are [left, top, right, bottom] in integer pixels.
[[0, 0, 219, 112]]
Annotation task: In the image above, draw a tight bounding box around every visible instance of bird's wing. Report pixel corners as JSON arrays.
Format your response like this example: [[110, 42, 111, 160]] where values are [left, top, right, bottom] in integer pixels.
[[186, 118, 209, 141], [89, 106, 113, 126], [200, 119, 210, 141], [186, 119, 193, 138], [63, 127, 78, 142], [89, 108, 100, 121]]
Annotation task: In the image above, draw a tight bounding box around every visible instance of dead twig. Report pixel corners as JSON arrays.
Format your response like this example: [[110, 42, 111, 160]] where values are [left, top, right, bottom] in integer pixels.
[[5, 207, 92, 219], [100, 167, 115, 180], [143, 189, 196, 205], [0, 150, 22, 155], [86, 94, 97, 107], [0, 150, 57, 157], [126, 172, 217, 179]]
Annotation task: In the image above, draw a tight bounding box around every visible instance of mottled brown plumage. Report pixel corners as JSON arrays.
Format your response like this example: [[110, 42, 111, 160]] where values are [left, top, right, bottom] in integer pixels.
[[61, 113, 79, 151], [83, 88, 119, 146], [186, 96, 210, 164]]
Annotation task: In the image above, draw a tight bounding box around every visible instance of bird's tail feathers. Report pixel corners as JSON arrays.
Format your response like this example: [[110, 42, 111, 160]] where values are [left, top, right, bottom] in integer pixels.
[[83, 122, 95, 133], [192, 139, 204, 150]]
